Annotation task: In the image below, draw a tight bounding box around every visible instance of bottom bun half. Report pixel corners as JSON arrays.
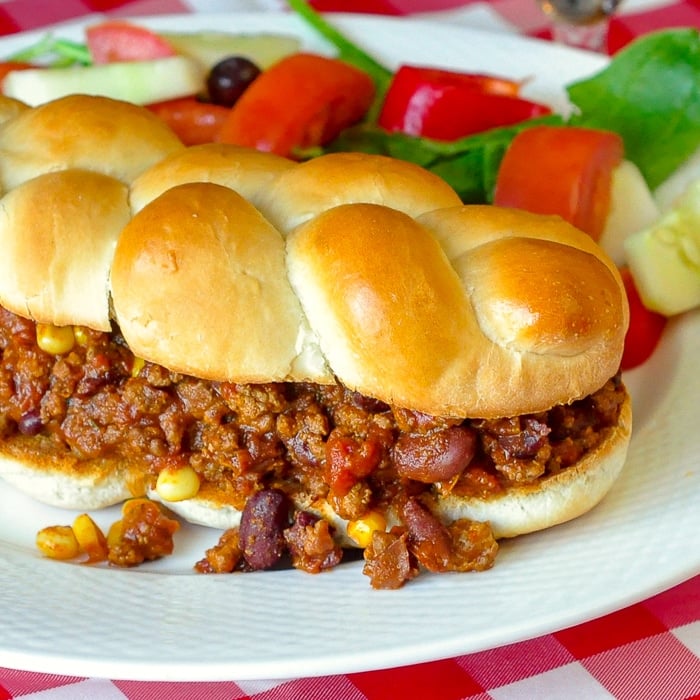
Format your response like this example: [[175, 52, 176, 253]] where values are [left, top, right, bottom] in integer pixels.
[[0, 435, 139, 510]]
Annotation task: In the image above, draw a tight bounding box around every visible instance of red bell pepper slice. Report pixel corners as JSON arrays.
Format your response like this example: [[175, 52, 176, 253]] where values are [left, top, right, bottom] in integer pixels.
[[493, 125, 624, 241], [216, 52, 375, 158], [618, 266, 667, 371], [377, 64, 551, 141], [86, 20, 177, 64], [148, 97, 231, 146]]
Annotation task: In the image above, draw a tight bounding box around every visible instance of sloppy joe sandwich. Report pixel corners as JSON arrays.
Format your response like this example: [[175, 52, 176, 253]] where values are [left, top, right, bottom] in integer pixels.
[[0, 96, 631, 587]]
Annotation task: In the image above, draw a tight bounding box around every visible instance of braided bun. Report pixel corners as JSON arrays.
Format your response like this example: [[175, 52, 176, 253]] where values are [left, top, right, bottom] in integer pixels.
[[115, 157, 628, 418]]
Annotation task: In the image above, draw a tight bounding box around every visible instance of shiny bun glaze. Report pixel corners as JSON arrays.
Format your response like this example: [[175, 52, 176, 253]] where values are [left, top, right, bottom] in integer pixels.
[[0, 169, 130, 331], [0, 94, 184, 192], [0, 96, 631, 540]]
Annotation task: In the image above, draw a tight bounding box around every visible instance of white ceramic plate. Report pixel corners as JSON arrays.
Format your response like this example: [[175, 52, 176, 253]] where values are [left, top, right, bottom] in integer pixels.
[[0, 12, 698, 683]]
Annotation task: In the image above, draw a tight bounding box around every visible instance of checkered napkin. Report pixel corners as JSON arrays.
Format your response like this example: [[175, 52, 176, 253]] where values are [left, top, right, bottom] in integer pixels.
[[0, 1, 697, 698]]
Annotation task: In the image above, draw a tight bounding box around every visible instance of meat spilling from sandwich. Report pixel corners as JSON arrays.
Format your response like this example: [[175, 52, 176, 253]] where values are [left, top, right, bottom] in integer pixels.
[[0, 305, 627, 587], [0, 95, 632, 588]]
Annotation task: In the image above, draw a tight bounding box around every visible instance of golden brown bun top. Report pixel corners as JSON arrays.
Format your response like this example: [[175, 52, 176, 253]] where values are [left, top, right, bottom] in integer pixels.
[[129, 142, 296, 213], [419, 205, 627, 357], [0, 168, 130, 330], [111, 181, 330, 382], [0, 94, 184, 191], [256, 151, 464, 233], [286, 202, 627, 417], [0, 95, 28, 127], [0, 98, 628, 417]]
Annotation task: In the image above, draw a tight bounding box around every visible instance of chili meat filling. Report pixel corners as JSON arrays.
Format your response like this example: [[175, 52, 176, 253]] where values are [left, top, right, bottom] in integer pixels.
[[0, 307, 625, 587]]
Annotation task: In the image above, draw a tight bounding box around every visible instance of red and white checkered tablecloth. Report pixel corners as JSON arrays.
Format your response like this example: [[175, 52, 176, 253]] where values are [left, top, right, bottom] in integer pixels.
[[0, 0, 699, 52], [0, 1, 698, 698]]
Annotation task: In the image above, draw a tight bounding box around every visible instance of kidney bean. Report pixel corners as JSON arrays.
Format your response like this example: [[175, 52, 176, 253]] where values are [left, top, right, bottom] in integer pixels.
[[401, 498, 451, 572], [76, 375, 109, 396], [18, 408, 43, 436], [293, 510, 320, 529], [393, 425, 477, 483], [239, 488, 291, 570]]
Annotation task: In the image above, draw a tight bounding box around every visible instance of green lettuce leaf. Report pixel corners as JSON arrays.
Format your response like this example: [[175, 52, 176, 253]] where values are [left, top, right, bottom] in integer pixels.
[[567, 28, 700, 190]]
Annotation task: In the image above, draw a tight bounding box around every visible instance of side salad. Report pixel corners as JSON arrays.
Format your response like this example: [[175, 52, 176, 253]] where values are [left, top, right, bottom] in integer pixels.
[[0, 1, 699, 370]]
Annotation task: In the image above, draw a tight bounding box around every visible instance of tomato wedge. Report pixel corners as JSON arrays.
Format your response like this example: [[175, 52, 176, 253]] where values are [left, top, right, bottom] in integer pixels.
[[619, 266, 667, 371], [494, 125, 624, 241], [215, 53, 375, 158], [148, 97, 230, 146], [86, 20, 177, 64], [377, 64, 550, 140]]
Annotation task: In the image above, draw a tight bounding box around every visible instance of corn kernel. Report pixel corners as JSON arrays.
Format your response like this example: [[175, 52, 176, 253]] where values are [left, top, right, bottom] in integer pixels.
[[131, 356, 146, 377], [72, 325, 90, 347], [36, 323, 75, 355], [156, 465, 200, 502], [120, 497, 152, 517], [72, 513, 108, 563], [36, 525, 80, 560], [346, 511, 387, 548], [107, 519, 125, 549]]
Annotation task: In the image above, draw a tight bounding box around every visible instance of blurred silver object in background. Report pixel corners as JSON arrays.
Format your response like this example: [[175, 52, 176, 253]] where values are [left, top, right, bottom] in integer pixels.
[[537, 0, 623, 51]]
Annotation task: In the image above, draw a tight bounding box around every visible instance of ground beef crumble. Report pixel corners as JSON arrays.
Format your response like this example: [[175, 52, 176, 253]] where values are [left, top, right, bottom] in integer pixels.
[[0, 307, 625, 587]]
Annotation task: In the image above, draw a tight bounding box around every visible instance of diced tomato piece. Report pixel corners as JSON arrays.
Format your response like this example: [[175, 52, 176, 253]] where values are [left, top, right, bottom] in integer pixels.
[[325, 433, 381, 498], [619, 266, 667, 371], [148, 97, 230, 145], [377, 64, 550, 141], [494, 125, 624, 241], [215, 53, 375, 158], [86, 20, 177, 64]]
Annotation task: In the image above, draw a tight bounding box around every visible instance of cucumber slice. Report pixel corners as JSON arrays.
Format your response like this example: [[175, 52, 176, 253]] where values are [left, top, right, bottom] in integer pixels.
[[654, 146, 700, 214], [2, 55, 205, 107], [624, 179, 700, 316], [161, 32, 301, 71], [599, 160, 660, 267]]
